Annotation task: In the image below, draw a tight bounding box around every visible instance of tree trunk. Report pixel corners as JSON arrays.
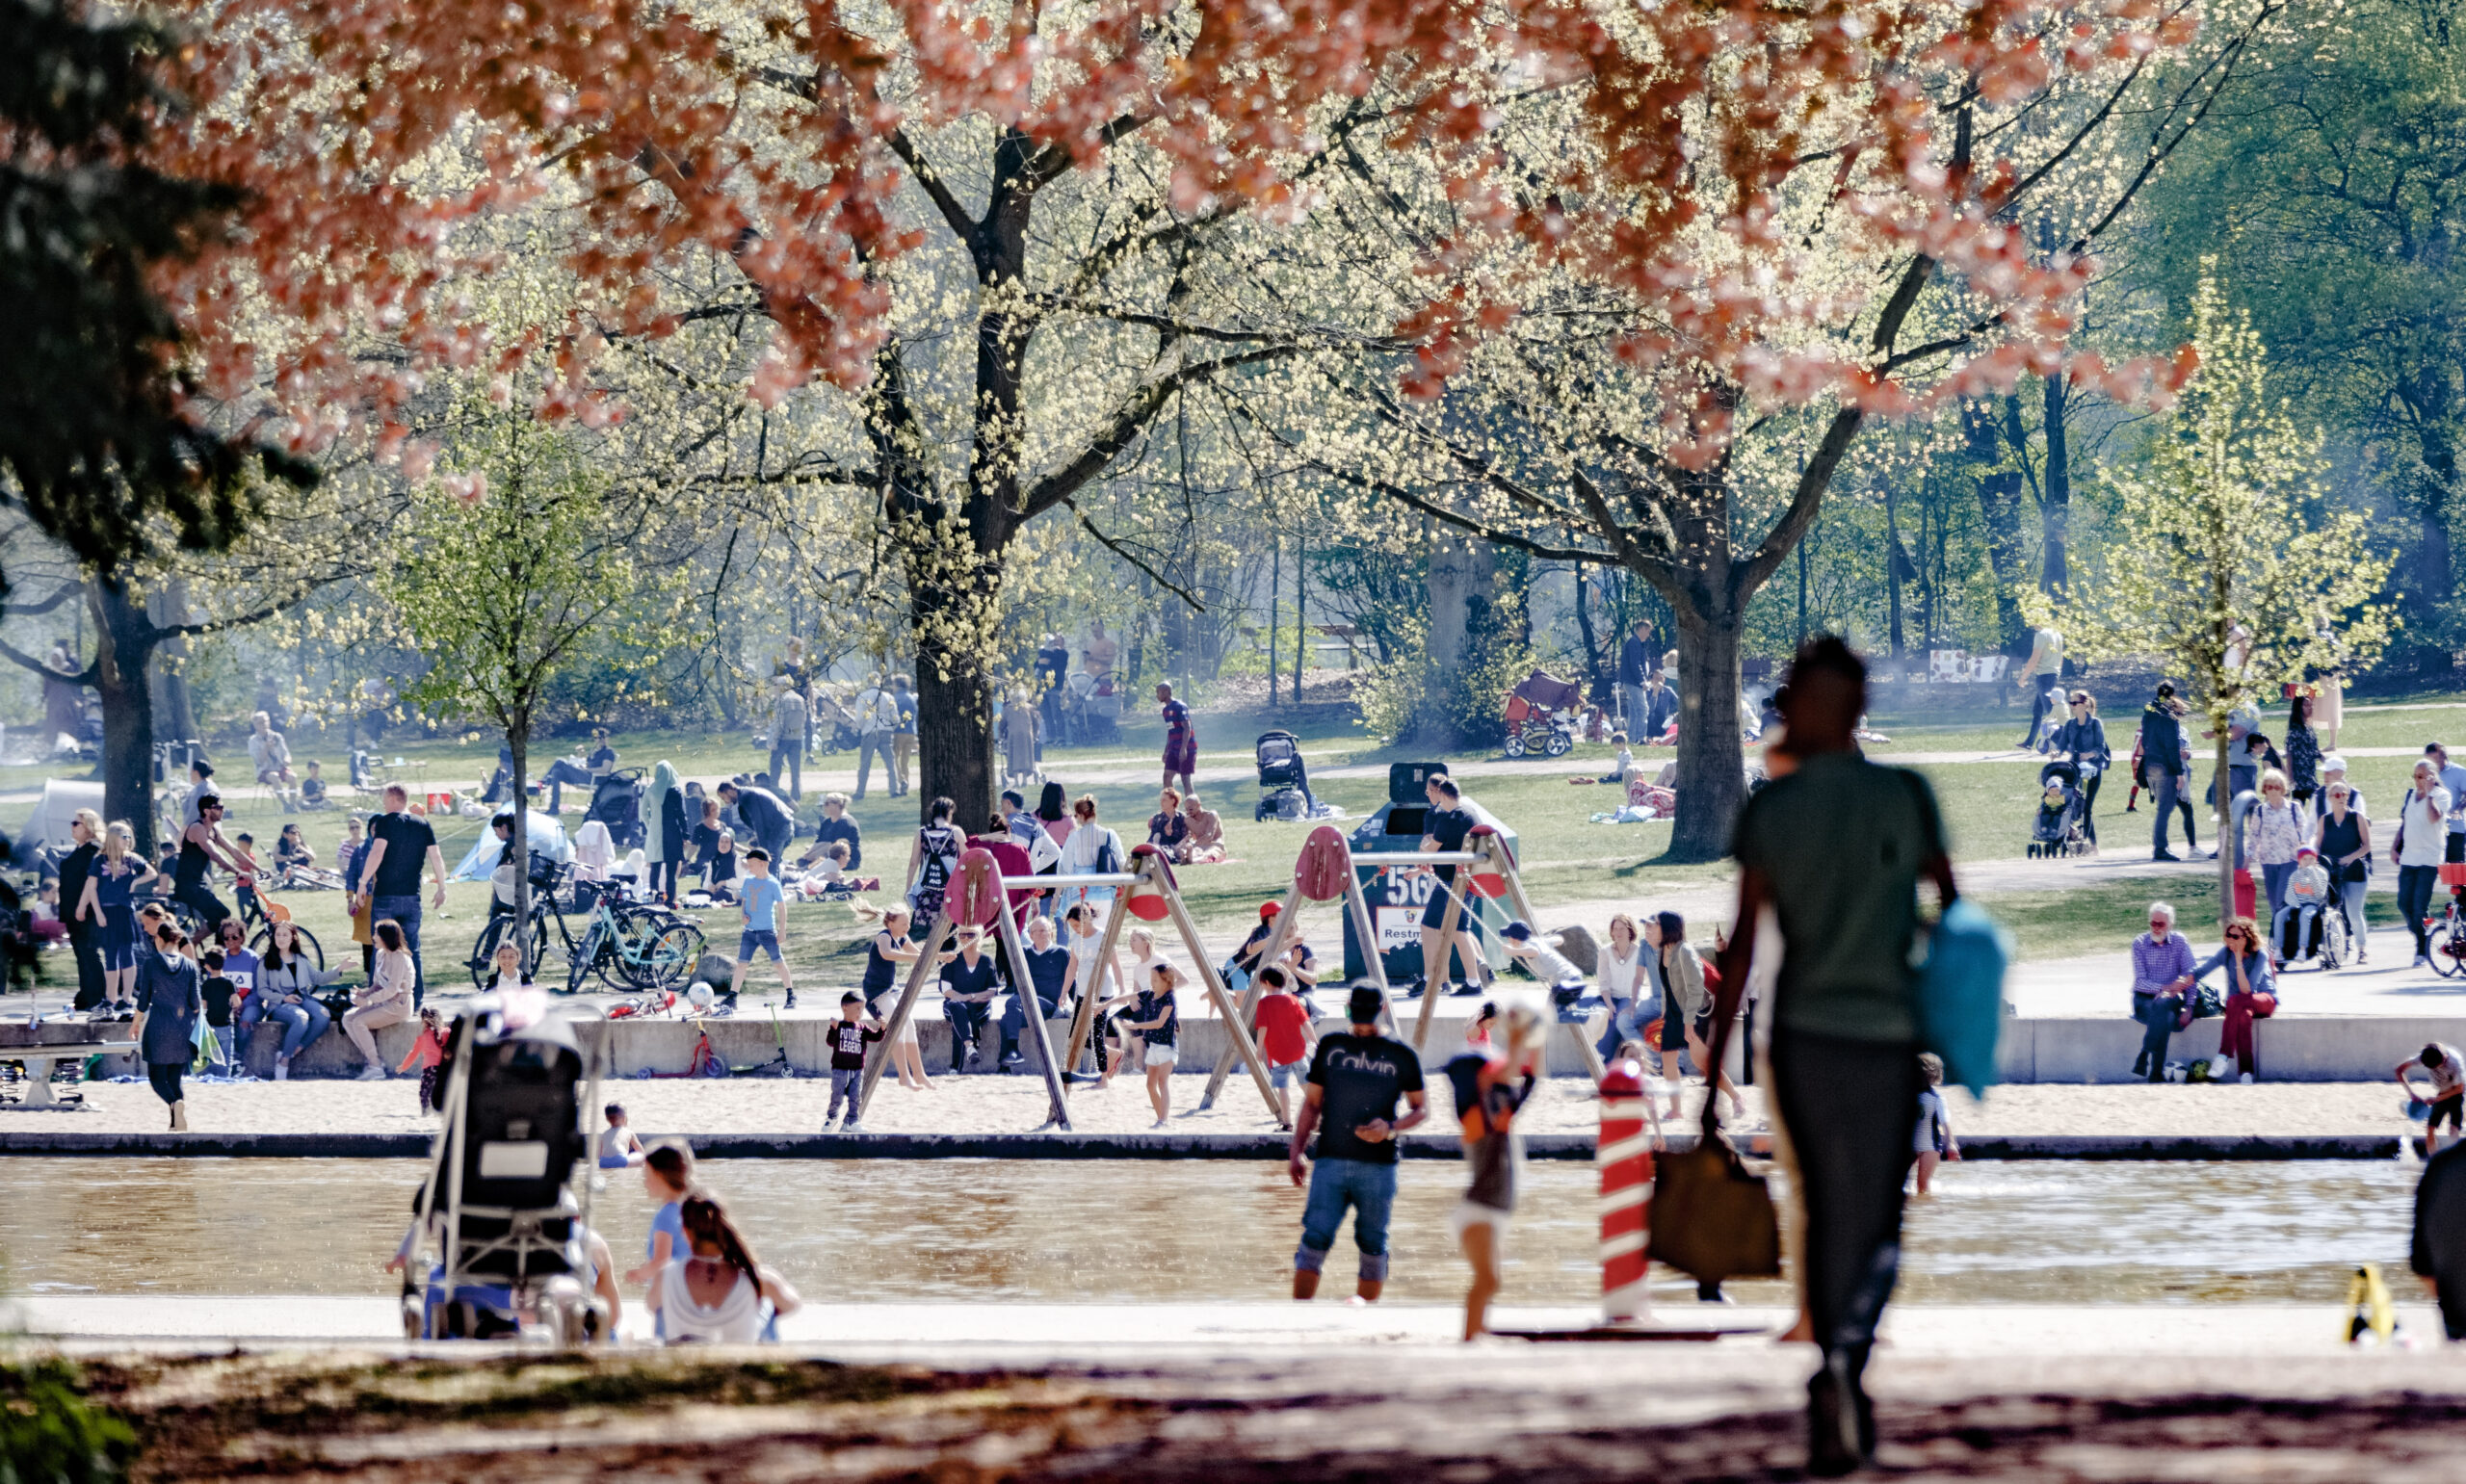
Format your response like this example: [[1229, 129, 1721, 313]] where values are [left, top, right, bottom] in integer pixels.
[[508, 716, 530, 964], [1268, 535, 1280, 707], [147, 579, 200, 746], [1666, 605, 1744, 861], [92, 576, 163, 856], [1419, 534, 1492, 747], [913, 635, 994, 826], [2212, 728, 2236, 933], [2040, 373, 2072, 593], [1964, 403, 2029, 649], [1572, 563, 1608, 700], [1884, 487, 1909, 659]]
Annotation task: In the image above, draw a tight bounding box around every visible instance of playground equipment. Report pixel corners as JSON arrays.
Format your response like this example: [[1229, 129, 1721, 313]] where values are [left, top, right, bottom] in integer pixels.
[[854, 845, 1286, 1129], [1198, 824, 1394, 1111], [1402, 824, 1605, 1082], [1597, 1057, 1652, 1322]]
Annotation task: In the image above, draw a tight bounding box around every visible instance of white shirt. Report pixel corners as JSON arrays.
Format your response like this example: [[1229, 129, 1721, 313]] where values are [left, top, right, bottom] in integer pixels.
[[659, 1262, 765, 1343], [1599, 942, 1647, 1001], [1059, 824, 1123, 874], [2400, 787, 2453, 868]]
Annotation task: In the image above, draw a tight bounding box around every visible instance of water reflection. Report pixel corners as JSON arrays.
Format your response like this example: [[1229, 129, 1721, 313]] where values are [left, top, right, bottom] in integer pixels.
[[0, 1159, 2419, 1307]]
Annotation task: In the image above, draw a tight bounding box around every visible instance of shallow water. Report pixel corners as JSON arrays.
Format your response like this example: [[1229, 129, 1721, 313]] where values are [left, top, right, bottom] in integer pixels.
[[0, 1158, 2421, 1307]]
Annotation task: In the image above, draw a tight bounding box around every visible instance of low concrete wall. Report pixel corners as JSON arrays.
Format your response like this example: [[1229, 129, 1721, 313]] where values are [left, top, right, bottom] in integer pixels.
[[1998, 1014, 2466, 1082], [0, 1130, 2409, 1159], [30, 1008, 2463, 1084]]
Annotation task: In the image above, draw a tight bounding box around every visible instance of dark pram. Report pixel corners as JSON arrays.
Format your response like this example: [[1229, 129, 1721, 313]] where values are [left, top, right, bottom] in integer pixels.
[[2028, 760, 2087, 858], [586, 768, 644, 851], [1503, 670, 1582, 758], [1253, 730, 1323, 820], [398, 999, 609, 1343]]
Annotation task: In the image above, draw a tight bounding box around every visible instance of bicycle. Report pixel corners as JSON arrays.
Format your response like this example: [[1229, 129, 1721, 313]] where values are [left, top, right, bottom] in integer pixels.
[[470, 871, 702, 994]]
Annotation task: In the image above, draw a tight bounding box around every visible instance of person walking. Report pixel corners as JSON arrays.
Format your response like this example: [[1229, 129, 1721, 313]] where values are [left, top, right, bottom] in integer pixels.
[[2432, 744, 2466, 865], [1713, 636, 1956, 1475], [1128, 959, 1183, 1126], [1157, 682, 1196, 796], [889, 673, 917, 796], [76, 820, 155, 1019], [643, 761, 684, 903], [903, 795, 968, 928], [2052, 692, 2111, 846], [2284, 695, 2322, 809], [1445, 1002, 1540, 1340], [1056, 794, 1125, 920], [1290, 984, 1428, 1305], [133, 922, 203, 1131], [853, 674, 897, 801], [354, 784, 446, 1006], [767, 677, 808, 801], [2016, 622, 2063, 749], [59, 809, 102, 1012], [2396, 759, 2452, 968], [724, 848, 795, 1010], [2313, 783, 2373, 964], [2249, 770, 2306, 929], [346, 919, 417, 1080], [2138, 684, 2193, 861], [1000, 687, 1039, 787], [825, 994, 884, 1131], [2128, 903, 2195, 1080], [1656, 910, 1743, 1123]]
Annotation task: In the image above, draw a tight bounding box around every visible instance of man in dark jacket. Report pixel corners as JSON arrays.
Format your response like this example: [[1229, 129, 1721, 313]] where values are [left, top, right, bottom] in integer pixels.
[[2138, 683, 2191, 862], [719, 781, 794, 863], [2415, 1137, 2466, 1340], [1615, 620, 1654, 737]]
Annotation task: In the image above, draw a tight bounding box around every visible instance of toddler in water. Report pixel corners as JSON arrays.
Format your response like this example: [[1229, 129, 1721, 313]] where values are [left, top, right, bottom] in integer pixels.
[[1912, 1053, 1960, 1194], [598, 1104, 646, 1169]]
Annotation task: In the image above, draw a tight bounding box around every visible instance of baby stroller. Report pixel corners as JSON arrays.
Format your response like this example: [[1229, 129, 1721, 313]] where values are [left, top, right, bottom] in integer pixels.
[[585, 768, 644, 852], [1502, 670, 1581, 758], [398, 999, 609, 1344], [1253, 729, 1321, 820], [2027, 761, 2088, 858]]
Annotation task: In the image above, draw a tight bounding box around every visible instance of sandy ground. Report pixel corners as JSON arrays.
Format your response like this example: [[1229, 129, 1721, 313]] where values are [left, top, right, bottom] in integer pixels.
[[27, 1333, 2466, 1482], [2, 1072, 2421, 1140]]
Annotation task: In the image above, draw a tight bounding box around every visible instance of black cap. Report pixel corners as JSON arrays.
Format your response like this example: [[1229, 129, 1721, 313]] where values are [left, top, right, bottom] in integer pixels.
[[1348, 986, 1385, 1026]]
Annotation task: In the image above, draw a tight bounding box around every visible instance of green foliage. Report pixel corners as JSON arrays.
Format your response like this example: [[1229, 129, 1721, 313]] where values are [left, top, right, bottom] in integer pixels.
[[1356, 589, 1538, 746], [0, 1354, 134, 1484]]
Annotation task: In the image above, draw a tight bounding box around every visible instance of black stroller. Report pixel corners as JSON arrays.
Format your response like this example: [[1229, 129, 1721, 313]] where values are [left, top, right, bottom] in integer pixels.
[[586, 768, 644, 851], [1253, 730, 1321, 820], [398, 1000, 609, 1344], [2028, 760, 2090, 858]]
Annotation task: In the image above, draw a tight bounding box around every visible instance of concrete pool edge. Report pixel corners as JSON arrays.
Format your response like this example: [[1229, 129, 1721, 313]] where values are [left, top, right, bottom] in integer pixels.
[[0, 1130, 2414, 1159]]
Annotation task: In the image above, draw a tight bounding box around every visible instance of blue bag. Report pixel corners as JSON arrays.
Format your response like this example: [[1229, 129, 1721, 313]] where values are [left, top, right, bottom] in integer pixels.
[[1914, 898, 2009, 1098]]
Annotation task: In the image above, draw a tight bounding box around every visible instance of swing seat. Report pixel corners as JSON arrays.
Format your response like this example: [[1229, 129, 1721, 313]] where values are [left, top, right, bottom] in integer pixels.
[[955, 847, 1004, 926], [1296, 825, 1351, 902], [1127, 890, 1169, 922], [1470, 872, 1508, 898]]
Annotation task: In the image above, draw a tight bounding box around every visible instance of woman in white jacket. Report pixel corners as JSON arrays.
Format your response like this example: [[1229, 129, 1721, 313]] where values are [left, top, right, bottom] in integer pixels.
[[1055, 794, 1126, 920]]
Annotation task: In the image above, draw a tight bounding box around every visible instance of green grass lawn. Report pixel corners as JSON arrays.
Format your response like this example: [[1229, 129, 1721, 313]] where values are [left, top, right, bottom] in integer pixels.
[[66, 689, 2466, 993]]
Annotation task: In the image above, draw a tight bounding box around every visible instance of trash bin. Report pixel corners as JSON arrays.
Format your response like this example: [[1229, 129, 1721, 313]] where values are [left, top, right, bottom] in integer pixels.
[[1342, 763, 1517, 983]]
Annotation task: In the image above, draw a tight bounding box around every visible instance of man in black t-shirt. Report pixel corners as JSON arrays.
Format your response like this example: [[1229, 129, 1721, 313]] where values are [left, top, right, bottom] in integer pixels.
[[797, 793, 862, 872], [1289, 986, 1427, 1303], [1411, 774, 1487, 999], [354, 784, 447, 1007]]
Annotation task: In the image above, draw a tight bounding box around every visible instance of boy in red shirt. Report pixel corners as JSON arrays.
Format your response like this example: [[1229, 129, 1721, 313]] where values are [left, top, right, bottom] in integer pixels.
[[1251, 966, 1321, 1125]]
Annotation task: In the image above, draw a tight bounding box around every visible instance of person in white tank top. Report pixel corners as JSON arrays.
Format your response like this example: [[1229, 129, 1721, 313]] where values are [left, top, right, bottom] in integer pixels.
[[654, 1193, 802, 1343]]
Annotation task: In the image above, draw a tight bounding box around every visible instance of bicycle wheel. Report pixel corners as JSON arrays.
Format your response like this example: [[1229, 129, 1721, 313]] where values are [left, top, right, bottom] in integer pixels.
[[161, 898, 207, 941], [624, 924, 702, 991], [253, 921, 324, 972], [2436, 909, 2466, 978]]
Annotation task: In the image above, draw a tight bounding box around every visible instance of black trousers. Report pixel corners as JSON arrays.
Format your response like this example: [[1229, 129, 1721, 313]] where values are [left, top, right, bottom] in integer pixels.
[[2080, 771, 2102, 844], [68, 923, 104, 1010], [146, 1060, 184, 1106], [1771, 1028, 1922, 1368]]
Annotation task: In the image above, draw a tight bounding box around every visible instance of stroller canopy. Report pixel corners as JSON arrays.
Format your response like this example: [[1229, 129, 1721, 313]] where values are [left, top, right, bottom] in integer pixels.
[[1509, 669, 1583, 713]]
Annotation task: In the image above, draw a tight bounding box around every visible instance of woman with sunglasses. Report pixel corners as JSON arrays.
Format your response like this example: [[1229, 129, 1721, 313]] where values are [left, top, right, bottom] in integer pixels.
[[2051, 692, 2112, 846], [2183, 917, 2274, 1081], [2248, 769, 2308, 935], [2313, 784, 2373, 964]]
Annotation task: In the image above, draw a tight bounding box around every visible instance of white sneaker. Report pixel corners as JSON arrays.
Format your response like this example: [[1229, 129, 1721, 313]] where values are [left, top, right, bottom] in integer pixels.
[[841, 1120, 864, 1132], [273, 1056, 289, 1082], [356, 1065, 388, 1081], [2240, 1072, 2254, 1084], [2417, 954, 2432, 968]]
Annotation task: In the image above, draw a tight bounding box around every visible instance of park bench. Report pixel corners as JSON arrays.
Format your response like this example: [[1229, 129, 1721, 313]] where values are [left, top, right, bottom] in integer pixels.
[[0, 1020, 135, 1109]]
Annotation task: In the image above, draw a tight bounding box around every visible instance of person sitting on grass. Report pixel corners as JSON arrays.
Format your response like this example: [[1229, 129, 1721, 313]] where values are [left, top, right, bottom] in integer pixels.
[[1178, 792, 1228, 864], [724, 847, 794, 1011], [1596, 733, 1635, 786]]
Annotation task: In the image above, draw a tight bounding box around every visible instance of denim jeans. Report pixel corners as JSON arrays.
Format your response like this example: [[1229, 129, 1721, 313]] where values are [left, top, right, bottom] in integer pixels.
[[854, 733, 895, 797], [2400, 864, 2440, 958], [2261, 861, 2295, 920], [2132, 991, 2181, 1079], [370, 895, 426, 1006], [2150, 770, 2187, 851], [540, 758, 595, 812], [2339, 879, 2370, 960], [1594, 998, 1642, 1064], [1296, 1156, 1399, 1282], [768, 742, 803, 800], [241, 995, 331, 1059]]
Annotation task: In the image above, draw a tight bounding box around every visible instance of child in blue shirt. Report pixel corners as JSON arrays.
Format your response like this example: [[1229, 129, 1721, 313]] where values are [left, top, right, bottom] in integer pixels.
[[724, 848, 796, 1010]]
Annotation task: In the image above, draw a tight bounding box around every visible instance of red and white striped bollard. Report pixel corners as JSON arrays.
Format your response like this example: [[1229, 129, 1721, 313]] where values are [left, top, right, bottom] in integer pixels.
[[1597, 1056, 1652, 1322]]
